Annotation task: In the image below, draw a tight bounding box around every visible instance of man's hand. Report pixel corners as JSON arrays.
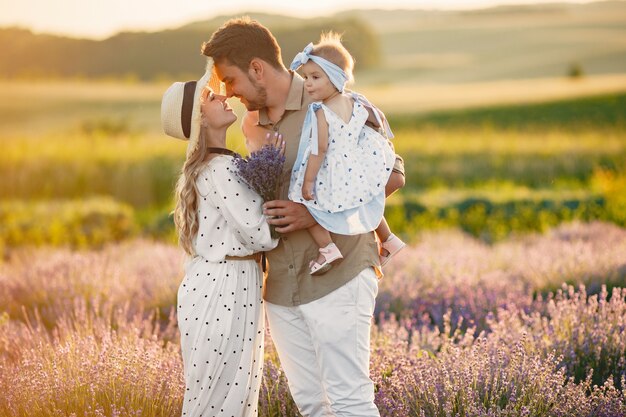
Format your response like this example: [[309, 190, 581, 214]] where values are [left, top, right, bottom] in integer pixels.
[[263, 200, 316, 233]]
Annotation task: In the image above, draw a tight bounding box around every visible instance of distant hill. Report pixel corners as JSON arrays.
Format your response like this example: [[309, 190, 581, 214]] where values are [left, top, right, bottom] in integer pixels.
[[339, 1, 626, 84], [0, 16, 379, 81], [1, 1, 625, 83]]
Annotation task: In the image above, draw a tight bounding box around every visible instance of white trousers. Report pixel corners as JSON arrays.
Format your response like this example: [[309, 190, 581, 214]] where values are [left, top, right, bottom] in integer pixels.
[[265, 268, 380, 417]]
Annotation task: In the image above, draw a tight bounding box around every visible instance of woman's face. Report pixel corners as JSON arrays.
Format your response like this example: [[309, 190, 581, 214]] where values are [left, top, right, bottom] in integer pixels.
[[200, 88, 237, 129]]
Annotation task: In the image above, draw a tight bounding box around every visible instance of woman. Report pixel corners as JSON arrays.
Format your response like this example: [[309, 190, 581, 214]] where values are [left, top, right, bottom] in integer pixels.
[[161, 60, 279, 417]]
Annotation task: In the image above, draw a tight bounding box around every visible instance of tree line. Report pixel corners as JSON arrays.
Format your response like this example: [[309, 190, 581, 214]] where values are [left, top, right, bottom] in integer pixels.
[[0, 15, 380, 81]]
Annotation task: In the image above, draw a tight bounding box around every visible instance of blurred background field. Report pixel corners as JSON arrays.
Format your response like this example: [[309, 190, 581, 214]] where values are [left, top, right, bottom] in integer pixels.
[[1, 83, 625, 247], [1, 2, 626, 415], [1, 2, 626, 249]]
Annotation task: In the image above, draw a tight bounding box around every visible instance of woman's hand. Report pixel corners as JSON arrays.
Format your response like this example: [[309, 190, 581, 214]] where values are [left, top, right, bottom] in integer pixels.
[[264, 132, 285, 156]]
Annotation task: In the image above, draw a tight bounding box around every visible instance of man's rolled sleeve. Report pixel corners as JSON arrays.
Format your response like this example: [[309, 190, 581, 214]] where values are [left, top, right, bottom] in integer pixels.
[[385, 139, 405, 176], [392, 154, 405, 176]]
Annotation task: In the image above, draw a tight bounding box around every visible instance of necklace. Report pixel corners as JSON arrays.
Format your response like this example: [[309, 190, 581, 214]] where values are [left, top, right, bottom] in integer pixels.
[[208, 147, 240, 158]]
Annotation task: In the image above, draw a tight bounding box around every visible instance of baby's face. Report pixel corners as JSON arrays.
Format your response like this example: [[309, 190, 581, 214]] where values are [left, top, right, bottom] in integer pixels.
[[301, 61, 336, 102]]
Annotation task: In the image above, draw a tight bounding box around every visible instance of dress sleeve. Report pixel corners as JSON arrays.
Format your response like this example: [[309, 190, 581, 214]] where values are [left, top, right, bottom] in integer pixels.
[[199, 156, 278, 252]]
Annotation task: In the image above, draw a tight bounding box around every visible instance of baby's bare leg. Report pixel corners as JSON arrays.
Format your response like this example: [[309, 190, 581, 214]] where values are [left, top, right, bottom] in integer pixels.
[[308, 224, 333, 247], [308, 224, 335, 265], [376, 217, 392, 243]]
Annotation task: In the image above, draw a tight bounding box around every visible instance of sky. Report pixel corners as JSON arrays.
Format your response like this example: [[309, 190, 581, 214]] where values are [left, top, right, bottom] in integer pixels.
[[0, 0, 598, 39]]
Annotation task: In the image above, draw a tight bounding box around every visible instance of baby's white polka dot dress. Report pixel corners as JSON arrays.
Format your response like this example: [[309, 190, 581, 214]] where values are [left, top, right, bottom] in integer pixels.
[[289, 101, 396, 235]]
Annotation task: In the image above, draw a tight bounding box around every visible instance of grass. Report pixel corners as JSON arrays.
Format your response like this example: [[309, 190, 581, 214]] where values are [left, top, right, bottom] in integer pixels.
[[388, 91, 626, 131], [1, 81, 626, 247], [0, 197, 136, 250], [394, 129, 626, 190]]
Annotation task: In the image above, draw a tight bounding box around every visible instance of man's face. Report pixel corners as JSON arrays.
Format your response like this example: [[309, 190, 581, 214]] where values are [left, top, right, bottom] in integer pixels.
[[214, 60, 267, 111]]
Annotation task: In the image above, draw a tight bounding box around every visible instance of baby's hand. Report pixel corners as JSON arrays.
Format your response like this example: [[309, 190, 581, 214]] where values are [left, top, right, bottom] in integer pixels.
[[302, 181, 315, 201]]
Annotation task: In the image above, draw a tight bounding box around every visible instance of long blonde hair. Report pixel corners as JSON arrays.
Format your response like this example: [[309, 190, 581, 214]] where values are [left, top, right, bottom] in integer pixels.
[[174, 128, 211, 256]]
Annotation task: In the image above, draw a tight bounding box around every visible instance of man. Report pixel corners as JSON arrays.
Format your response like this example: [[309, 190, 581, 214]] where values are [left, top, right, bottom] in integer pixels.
[[202, 17, 405, 417]]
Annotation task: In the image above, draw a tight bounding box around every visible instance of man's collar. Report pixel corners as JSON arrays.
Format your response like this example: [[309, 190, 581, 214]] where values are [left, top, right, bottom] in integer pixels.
[[258, 71, 305, 126]]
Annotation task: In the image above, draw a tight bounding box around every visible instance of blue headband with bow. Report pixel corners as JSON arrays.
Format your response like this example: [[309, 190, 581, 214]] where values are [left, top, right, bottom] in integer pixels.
[[290, 43, 349, 93]]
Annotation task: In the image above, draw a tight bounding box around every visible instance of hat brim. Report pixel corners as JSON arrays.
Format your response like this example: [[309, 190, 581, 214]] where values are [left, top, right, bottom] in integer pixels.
[[186, 67, 213, 158]]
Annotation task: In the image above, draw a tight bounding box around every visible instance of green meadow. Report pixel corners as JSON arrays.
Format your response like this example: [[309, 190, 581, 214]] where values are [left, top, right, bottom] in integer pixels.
[[1, 78, 625, 249]]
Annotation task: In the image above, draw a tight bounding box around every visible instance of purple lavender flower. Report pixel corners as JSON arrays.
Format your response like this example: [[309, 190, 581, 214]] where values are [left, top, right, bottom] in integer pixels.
[[233, 144, 285, 237]]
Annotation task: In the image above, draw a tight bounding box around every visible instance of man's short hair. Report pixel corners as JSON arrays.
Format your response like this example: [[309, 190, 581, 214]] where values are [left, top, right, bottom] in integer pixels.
[[202, 17, 285, 71]]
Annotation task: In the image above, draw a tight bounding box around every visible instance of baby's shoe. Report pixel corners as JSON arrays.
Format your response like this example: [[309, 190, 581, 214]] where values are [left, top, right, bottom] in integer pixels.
[[310, 243, 343, 276], [379, 234, 406, 267]]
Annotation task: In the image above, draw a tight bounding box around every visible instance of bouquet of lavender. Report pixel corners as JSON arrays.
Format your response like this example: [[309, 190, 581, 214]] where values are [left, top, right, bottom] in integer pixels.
[[233, 144, 286, 238]]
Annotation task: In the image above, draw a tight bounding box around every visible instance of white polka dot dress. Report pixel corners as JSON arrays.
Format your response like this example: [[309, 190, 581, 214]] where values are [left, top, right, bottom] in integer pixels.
[[178, 155, 277, 417], [289, 101, 396, 235]]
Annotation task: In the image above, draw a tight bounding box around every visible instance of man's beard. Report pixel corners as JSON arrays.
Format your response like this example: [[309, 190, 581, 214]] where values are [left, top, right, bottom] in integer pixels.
[[244, 76, 267, 111]]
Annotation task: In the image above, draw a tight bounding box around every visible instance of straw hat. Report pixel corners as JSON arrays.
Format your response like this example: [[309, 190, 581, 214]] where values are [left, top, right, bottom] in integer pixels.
[[161, 58, 221, 157]]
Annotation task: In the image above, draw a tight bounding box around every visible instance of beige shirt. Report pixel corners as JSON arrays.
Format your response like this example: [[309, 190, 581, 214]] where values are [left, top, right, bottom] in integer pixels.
[[256, 72, 404, 307]]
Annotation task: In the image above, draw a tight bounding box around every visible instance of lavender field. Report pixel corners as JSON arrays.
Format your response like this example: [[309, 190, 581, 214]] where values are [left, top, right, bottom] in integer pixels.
[[1, 221, 625, 416]]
